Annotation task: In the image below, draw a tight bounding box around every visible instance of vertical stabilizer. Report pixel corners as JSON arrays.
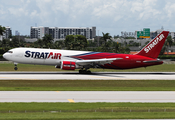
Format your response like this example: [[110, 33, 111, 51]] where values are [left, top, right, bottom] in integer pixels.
[[136, 31, 169, 59]]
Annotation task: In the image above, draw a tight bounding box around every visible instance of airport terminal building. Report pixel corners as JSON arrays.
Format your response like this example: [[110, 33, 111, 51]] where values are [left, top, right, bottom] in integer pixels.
[[30, 26, 96, 40]]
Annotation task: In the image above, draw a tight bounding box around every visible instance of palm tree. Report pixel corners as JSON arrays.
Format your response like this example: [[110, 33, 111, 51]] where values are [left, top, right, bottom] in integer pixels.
[[54, 40, 65, 49], [101, 32, 112, 52], [166, 36, 173, 54], [42, 34, 54, 48], [65, 35, 88, 50], [0, 25, 6, 35]]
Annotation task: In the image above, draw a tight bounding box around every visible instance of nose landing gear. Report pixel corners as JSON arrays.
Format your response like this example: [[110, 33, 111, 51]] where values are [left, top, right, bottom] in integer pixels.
[[14, 63, 18, 71]]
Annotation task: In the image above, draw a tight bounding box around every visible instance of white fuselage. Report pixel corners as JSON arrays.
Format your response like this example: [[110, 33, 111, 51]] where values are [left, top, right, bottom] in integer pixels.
[[3, 48, 90, 66]]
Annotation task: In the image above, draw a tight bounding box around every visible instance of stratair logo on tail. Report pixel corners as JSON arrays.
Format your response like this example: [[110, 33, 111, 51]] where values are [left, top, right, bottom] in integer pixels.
[[25, 51, 61, 59], [144, 34, 165, 53]]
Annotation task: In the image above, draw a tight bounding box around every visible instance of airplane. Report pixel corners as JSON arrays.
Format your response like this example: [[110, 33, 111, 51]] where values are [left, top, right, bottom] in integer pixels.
[[3, 31, 169, 74]]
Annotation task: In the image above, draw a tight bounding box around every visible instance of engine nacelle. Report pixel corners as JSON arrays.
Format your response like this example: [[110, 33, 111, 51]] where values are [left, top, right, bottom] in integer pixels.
[[61, 61, 76, 70]]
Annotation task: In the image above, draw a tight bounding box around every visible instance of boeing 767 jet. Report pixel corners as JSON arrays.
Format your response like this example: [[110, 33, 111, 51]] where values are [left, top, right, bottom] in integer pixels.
[[3, 31, 169, 73]]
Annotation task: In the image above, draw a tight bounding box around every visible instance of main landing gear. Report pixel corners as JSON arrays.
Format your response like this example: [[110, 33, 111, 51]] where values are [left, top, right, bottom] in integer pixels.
[[79, 69, 91, 74], [14, 63, 18, 71]]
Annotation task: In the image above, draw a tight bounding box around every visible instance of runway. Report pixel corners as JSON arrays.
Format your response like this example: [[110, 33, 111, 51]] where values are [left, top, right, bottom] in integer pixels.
[[0, 72, 175, 80], [0, 91, 175, 103]]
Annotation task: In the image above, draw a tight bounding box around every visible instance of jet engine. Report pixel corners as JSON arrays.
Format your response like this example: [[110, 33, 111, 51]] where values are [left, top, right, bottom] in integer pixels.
[[61, 61, 76, 70]]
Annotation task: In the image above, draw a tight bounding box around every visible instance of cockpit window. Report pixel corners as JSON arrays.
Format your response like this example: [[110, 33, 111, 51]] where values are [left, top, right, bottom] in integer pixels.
[[7, 51, 13, 53]]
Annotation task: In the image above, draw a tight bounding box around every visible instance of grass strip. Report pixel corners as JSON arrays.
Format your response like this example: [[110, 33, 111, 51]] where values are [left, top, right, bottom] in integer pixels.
[[0, 103, 175, 119], [1, 112, 175, 120], [1, 63, 175, 72], [0, 80, 175, 91]]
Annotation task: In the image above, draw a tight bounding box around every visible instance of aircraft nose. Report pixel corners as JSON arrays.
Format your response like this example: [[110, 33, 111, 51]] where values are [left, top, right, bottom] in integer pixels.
[[3, 53, 9, 60], [3, 53, 7, 59]]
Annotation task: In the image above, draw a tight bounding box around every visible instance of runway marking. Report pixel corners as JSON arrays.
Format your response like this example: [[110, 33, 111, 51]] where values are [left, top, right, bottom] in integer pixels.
[[68, 99, 75, 103]]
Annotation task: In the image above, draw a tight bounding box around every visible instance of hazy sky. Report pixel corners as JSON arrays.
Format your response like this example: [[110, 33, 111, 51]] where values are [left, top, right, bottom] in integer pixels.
[[1, 0, 175, 36]]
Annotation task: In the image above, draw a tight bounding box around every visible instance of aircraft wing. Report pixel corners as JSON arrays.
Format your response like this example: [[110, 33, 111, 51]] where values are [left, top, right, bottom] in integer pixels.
[[76, 58, 122, 66]]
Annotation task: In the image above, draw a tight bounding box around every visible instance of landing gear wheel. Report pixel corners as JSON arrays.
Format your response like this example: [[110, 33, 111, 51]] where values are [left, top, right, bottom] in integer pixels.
[[79, 70, 91, 74], [79, 70, 83, 74], [14, 67, 18, 71], [14, 63, 18, 71], [87, 70, 91, 74]]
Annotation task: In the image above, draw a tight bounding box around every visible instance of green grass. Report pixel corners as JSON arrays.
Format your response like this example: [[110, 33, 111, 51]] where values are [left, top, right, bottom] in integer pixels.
[[1, 103, 175, 119], [1, 63, 175, 72], [0, 80, 175, 91], [1, 112, 175, 120], [1, 102, 175, 111]]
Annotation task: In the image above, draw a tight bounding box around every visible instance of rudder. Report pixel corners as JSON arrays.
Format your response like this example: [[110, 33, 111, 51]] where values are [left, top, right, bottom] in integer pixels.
[[136, 31, 169, 59]]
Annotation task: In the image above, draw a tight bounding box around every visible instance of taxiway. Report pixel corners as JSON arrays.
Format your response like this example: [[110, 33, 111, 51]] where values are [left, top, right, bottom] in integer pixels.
[[0, 91, 175, 103]]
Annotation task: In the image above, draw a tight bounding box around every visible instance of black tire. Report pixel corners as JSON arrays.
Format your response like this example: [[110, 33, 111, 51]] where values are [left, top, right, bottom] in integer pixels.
[[79, 70, 91, 74], [14, 67, 18, 71], [87, 70, 91, 74], [79, 70, 83, 74]]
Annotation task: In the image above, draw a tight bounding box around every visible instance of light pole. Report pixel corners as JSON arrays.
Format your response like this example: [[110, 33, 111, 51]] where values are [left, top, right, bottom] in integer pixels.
[[74, 34, 75, 49], [98, 30, 100, 47]]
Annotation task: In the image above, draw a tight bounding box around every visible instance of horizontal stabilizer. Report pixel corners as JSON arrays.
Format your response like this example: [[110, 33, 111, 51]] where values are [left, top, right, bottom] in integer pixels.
[[143, 60, 163, 63]]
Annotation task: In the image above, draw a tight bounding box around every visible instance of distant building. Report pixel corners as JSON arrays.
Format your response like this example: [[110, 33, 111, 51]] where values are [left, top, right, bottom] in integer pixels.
[[0, 36, 2, 41], [0, 26, 12, 40], [15, 31, 20, 36], [150, 29, 175, 39], [170, 32, 175, 39], [31, 27, 49, 39], [30, 26, 96, 40], [121, 31, 135, 38], [150, 29, 164, 39]]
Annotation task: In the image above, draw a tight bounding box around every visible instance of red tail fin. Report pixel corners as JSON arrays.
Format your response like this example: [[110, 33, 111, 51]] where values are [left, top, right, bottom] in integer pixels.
[[136, 31, 169, 59]]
